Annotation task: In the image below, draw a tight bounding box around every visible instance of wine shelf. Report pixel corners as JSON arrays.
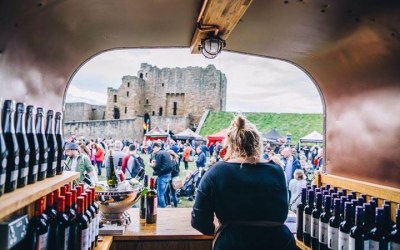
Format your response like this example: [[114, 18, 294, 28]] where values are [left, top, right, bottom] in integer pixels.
[[94, 236, 113, 250], [295, 239, 311, 250], [0, 171, 79, 221]]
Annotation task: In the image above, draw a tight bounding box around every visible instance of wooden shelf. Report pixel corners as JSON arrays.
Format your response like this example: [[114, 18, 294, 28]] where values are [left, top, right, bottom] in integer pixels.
[[0, 171, 79, 221], [296, 239, 311, 250], [94, 236, 113, 250]]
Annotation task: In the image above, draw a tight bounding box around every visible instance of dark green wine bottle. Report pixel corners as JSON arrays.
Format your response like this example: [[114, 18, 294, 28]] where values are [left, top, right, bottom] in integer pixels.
[[107, 150, 117, 188]]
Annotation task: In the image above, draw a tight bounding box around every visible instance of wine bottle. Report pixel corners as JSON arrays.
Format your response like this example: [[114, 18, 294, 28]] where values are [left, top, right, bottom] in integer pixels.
[[89, 187, 99, 247], [71, 188, 78, 210], [360, 194, 367, 203], [27, 198, 49, 250], [25, 105, 39, 184], [0, 101, 8, 196], [338, 202, 353, 250], [350, 206, 369, 250], [55, 112, 64, 175], [146, 177, 157, 224], [340, 196, 348, 219], [140, 174, 149, 220], [311, 193, 323, 249], [107, 150, 117, 188], [351, 199, 359, 225], [319, 195, 332, 250], [342, 189, 348, 196], [350, 191, 357, 200], [304, 189, 315, 246], [45, 110, 58, 177], [333, 187, 338, 193], [370, 208, 388, 249], [2, 100, 20, 193], [14, 102, 29, 188], [86, 189, 96, 249], [55, 196, 71, 250], [44, 192, 57, 250], [81, 192, 92, 249], [65, 192, 77, 250], [388, 208, 400, 250], [384, 201, 394, 232], [328, 198, 341, 250], [296, 188, 307, 241], [53, 189, 60, 212], [75, 196, 90, 250], [363, 203, 373, 232], [357, 197, 364, 206], [36, 107, 48, 181]]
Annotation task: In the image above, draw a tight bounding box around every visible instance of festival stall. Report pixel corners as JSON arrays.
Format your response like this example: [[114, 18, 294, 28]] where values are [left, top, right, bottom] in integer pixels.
[[144, 126, 169, 142], [206, 128, 228, 146], [262, 128, 283, 143], [299, 131, 323, 144]]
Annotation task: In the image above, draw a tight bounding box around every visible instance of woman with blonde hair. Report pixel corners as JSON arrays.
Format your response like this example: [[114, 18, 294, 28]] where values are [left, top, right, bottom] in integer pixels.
[[191, 115, 295, 250]]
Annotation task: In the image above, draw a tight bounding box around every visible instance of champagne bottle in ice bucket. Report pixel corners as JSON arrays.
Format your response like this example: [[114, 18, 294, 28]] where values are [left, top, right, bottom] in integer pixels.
[[107, 150, 118, 189]]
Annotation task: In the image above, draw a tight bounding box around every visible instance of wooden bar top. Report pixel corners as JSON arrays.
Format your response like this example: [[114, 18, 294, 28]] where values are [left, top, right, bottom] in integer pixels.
[[112, 208, 214, 241]]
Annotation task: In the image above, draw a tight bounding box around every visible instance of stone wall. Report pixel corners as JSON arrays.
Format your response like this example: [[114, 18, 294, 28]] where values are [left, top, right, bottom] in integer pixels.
[[65, 102, 106, 121], [149, 115, 191, 134], [64, 118, 144, 140]]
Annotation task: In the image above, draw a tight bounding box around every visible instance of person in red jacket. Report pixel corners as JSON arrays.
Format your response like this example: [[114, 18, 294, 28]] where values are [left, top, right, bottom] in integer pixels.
[[94, 144, 105, 176]]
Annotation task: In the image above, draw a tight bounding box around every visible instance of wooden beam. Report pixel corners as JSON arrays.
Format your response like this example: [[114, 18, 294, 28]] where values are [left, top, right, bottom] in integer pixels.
[[190, 0, 253, 54]]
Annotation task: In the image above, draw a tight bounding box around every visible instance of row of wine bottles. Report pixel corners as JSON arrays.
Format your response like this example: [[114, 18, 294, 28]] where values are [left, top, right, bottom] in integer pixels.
[[0, 100, 65, 196], [24, 183, 99, 250], [296, 185, 400, 250]]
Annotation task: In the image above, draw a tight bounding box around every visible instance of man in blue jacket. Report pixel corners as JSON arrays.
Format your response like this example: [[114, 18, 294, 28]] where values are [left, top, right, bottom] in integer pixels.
[[195, 146, 206, 169], [281, 147, 302, 185]]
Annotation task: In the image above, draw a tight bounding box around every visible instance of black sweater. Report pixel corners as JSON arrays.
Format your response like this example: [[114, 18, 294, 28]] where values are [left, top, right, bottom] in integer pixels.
[[191, 161, 295, 250]]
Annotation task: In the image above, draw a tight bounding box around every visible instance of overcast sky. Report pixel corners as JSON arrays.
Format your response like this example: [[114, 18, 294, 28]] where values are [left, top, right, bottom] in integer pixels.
[[66, 48, 323, 113]]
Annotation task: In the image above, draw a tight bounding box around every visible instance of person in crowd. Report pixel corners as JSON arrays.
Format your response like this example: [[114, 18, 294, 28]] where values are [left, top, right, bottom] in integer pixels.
[[281, 147, 302, 185], [191, 115, 295, 250], [170, 140, 179, 154], [94, 144, 104, 176], [79, 143, 91, 157], [291, 147, 299, 160], [90, 143, 97, 166], [149, 143, 173, 208], [270, 154, 284, 169], [104, 140, 127, 175], [208, 143, 215, 158], [288, 169, 307, 212], [177, 140, 184, 166], [165, 150, 180, 207], [195, 146, 206, 169], [64, 142, 96, 183], [123, 144, 145, 179], [182, 143, 191, 170], [215, 141, 222, 160], [262, 147, 270, 160]]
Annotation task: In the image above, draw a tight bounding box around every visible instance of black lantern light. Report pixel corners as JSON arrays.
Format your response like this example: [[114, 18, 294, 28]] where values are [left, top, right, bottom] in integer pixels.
[[200, 35, 226, 59]]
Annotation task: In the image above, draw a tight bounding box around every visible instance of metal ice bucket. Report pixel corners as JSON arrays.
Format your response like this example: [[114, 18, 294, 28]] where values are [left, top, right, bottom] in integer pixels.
[[95, 183, 143, 225]]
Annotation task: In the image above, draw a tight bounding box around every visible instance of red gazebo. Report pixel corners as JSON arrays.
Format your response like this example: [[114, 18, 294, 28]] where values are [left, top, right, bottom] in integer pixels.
[[207, 128, 228, 146], [145, 126, 168, 142]]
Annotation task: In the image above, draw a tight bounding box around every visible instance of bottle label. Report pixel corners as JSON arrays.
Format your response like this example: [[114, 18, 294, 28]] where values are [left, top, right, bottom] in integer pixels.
[[0, 173, 5, 185], [91, 218, 95, 244], [38, 232, 48, 250], [349, 236, 355, 249], [24, 155, 29, 163], [32, 165, 39, 175], [41, 163, 47, 172], [303, 214, 311, 234], [11, 169, 18, 181], [20, 167, 29, 178], [370, 240, 380, 249], [95, 215, 99, 237], [338, 231, 350, 250], [44, 152, 48, 160], [36, 153, 39, 161], [1, 158, 6, 168], [52, 161, 57, 170], [81, 228, 89, 250], [328, 226, 338, 249], [64, 227, 70, 249], [319, 222, 328, 244], [389, 242, 400, 250], [311, 217, 319, 238], [364, 240, 369, 249]]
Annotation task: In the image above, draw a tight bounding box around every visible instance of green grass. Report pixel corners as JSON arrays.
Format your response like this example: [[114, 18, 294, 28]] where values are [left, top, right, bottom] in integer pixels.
[[199, 111, 323, 143], [98, 153, 197, 208]]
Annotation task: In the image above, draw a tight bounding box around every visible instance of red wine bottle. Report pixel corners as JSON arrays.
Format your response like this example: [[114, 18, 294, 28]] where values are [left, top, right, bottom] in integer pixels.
[[25, 105, 39, 184], [328, 198, 341, 250], [370, 208, 388, 249], [71, 188, 78, 210], [45, 110, 58, 177], [349, 206, 369, 250], [363, 203, 373, 232], [146, 177, 158, 224], [338, 202, 353, 250], [388, 208, 400, 249], [35, 107, 48, 181], [2, 100, 20, 193], [27, 198, 49, 250], [140, 174, 149, 220], [311, 192, 323, 250], [76, 196, 90, 250], [44, 192, 57, 250], [319, 195, 332, 250], [89, 187, 100, 247], [55, 112, 64, 175], [384, 201, 394, 232], [14, 102, 29, 188], [304, 189, 315, 246], [0, 100, 8, 196], [55, 196, 71, 250], [65, 192, 77, 250]]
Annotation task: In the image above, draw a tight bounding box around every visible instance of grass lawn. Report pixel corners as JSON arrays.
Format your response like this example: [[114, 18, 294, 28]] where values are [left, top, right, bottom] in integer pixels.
[[97, 152, 198, 208]]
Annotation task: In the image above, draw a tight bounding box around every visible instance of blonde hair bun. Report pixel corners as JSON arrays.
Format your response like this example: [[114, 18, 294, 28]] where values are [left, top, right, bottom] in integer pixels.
[[234, 115, 246, 130]]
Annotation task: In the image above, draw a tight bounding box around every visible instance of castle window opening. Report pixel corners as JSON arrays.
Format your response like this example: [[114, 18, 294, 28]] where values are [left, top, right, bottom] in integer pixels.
[[159, 107, 163, 116], [127, 91, 129, 97], [146, 99, 149, 104], [140, 73, 143, 78], [173, 102, 177, 116], [125, 107, 127, 114], [113, 107, 120, 119], [152, 111, 155, 116], [162, 83, 164, 87], [127, 82, 130, 87], [113, 95, 117, 103]]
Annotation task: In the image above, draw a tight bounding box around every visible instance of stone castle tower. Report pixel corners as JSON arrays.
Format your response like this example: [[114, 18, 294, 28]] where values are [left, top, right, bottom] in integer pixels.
[[105, 63, 227, 128]]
